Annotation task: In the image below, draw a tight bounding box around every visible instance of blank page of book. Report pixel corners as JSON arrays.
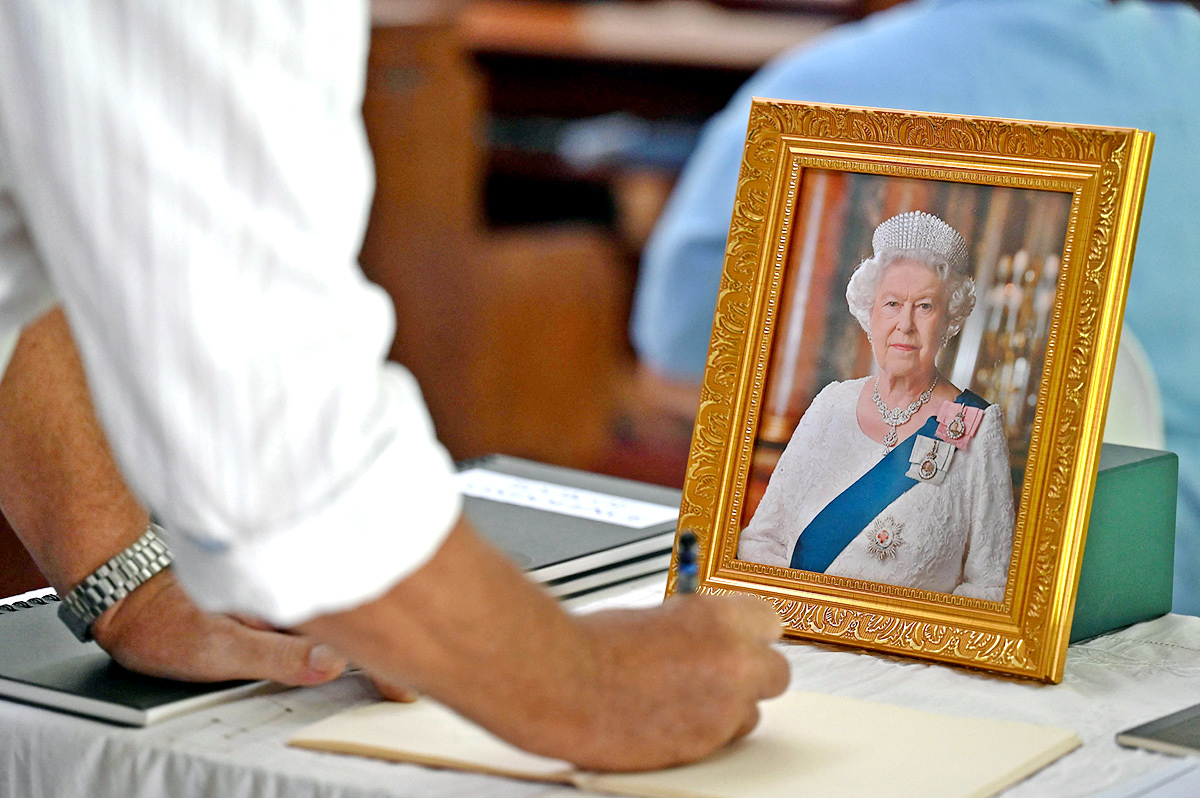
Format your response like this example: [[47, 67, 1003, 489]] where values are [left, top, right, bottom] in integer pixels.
[[590, 691, 1080, 798], [289, 691, 1081, 798], [289, 699, 577, 782]]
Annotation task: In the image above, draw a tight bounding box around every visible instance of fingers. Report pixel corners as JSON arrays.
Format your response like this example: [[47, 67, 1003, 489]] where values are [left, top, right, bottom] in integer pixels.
[[731, 703, 761, 742], [561, 596, 792, 771], [305, 642, 350, 683], [227, 613, 276, 631], [95, 573, 350, 686], [216, 624, 349, 686], [687, 594, 791, 704], [756, 645, 791, 699], [718, 596, 790, 700], [189, 610, 349, 686], [718, 594, 785, 643], [370, 675, 420, 703]]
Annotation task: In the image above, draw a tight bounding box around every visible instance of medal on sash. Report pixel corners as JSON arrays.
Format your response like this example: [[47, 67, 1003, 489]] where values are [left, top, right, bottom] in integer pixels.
[[935, 400, 984, 450], [790, 391, 988, 574], [906, 434, 954, 484], [945, 406, 967, 440]]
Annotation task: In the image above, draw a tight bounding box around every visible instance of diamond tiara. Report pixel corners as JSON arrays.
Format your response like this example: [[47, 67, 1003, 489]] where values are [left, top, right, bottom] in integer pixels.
[[871, 211, 969, 275]]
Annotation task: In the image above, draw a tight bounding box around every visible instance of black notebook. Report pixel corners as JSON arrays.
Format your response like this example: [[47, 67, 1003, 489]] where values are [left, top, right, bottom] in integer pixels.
[[0, 590, 270, 726], [1117, 701, 1200, 757]]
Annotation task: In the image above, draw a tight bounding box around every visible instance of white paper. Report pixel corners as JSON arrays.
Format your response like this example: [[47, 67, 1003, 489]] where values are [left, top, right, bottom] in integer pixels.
[[455, 469, 678, 529], [0, 586, 56, 604]]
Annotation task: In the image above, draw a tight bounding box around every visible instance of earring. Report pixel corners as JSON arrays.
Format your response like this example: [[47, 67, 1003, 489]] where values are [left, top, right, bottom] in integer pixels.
[[866, 330, 873, 344], [940, 333, 951, 348]]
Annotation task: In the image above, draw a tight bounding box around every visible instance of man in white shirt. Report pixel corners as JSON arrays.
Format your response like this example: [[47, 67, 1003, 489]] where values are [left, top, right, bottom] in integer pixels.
[[0, 2, 787, 770]]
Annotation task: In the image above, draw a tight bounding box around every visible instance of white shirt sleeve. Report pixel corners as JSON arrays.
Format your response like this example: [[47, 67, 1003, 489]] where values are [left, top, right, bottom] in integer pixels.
[[0, 1, 461, 626], [0, 165, 59, 375]]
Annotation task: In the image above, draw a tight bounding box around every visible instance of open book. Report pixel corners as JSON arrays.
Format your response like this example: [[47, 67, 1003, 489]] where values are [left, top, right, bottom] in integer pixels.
[[289, 690, 1080, 798]]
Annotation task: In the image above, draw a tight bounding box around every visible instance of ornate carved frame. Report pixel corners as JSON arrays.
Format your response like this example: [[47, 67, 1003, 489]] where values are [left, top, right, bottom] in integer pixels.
[[666, 100, 1154, 682]]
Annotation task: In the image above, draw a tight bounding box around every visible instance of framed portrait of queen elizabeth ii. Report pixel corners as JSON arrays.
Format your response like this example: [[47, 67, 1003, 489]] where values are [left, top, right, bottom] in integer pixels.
[[667, 100, 1154, 682]]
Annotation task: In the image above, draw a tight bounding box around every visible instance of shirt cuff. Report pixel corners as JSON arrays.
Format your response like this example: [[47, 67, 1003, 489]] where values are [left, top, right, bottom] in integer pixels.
[[166, 390, 463, 628]]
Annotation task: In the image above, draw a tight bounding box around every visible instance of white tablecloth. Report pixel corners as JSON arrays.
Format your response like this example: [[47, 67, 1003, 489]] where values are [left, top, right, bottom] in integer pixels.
[[2, 576, 1198, 798]]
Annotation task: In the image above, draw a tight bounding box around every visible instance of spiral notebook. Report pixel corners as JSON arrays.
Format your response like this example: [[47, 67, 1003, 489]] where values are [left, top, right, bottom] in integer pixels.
[[0, 588, 272, 726], [289, 690, 1081, 798]]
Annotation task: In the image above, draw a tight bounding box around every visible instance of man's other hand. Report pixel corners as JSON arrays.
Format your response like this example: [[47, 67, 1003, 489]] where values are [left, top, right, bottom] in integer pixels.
[[91, 569, 346, 686], [559, 594, 789, 771]]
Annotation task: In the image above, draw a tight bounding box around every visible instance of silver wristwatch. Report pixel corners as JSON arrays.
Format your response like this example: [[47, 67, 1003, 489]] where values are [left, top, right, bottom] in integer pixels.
[[57, 523, 173, 642]]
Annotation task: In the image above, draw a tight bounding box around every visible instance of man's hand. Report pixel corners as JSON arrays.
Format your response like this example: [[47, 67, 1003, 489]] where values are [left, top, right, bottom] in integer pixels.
[[299, 519, 790, 772], [0, 308, 345, 688], [89, 568, 347, 685], [556, 595, 788, 770]]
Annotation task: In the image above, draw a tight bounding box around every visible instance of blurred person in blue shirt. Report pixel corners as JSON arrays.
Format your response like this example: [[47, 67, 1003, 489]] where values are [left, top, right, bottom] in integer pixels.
[[631, 0, 1200, 614]]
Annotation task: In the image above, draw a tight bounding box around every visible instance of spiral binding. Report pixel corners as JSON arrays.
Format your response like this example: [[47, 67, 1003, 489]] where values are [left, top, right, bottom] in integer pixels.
[[0, 593, 60, 613]]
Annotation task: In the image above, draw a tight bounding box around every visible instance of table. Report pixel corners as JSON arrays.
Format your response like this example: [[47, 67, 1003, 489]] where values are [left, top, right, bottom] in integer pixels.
[[3, 575, 1199, 798]]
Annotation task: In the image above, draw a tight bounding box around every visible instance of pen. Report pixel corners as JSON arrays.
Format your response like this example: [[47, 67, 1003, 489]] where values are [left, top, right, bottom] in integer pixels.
[[676, 531, 699, 594]]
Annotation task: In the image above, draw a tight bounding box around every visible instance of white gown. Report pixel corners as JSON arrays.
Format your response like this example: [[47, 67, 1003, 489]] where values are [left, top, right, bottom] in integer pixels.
[[737, 378, 1015, 601]]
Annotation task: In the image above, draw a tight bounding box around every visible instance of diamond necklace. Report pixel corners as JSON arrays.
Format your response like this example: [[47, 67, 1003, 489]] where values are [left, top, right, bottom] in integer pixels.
[[873, 375, 938, 454]]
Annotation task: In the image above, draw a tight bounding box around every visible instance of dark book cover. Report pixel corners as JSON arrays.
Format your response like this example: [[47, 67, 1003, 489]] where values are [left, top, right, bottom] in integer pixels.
[[457, 454, 681, 584], [0, 594, 269, 726]]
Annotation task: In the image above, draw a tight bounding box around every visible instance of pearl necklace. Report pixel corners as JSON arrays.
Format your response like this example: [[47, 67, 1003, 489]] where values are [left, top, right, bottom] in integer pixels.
[[872, 375, 938, 454]]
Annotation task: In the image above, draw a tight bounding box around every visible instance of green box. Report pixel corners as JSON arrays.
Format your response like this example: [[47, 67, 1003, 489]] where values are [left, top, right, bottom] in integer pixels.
[[1069, 444, 1178, 643]]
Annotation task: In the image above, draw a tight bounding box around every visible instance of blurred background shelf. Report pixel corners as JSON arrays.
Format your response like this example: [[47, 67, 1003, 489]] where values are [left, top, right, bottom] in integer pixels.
[[359, 0, 854, 489], [459, 0, 840, 68]]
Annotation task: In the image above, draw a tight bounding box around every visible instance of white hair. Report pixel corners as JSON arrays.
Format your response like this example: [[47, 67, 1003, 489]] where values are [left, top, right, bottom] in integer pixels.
[[845, 247, 977, 338]]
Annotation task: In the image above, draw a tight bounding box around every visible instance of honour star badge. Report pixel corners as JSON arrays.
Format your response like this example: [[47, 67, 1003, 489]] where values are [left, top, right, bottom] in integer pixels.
[[866, 517, 904, 559]]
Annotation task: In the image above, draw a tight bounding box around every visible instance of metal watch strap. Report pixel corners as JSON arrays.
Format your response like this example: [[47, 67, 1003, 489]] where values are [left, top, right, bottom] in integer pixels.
[[57, 523, 173, 642]]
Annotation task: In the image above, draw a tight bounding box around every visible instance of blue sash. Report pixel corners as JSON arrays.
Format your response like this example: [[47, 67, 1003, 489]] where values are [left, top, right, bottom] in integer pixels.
[[789, 390, 988, 573]]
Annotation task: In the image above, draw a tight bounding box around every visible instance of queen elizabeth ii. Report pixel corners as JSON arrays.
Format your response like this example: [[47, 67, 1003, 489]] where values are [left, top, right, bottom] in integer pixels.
[[737, 211, 1015, 601]]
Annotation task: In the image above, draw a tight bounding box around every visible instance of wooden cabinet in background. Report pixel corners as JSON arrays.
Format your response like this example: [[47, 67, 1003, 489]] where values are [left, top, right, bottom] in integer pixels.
[[361, 12, 629, 471], [361, 2, 850, 484], [359, 18, 484, 458]]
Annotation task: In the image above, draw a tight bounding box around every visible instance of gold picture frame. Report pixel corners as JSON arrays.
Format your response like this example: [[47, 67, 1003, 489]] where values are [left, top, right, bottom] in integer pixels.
[[666, 100, 1153, 683]]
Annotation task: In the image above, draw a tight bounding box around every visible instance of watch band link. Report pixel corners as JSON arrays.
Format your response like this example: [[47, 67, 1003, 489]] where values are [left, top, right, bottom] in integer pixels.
[[57, 523, 173, 642]]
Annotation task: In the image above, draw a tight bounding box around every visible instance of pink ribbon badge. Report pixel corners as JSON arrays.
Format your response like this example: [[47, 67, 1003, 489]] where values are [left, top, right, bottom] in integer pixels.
[[935, 400, 984, 449]]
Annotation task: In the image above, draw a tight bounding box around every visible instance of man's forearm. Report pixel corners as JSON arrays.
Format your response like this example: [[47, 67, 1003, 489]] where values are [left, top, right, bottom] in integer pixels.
[[300, 516, 589, 741], [0, 307, 149, 593], [299, 517, 790, 771], [0, 307, 349, 686]]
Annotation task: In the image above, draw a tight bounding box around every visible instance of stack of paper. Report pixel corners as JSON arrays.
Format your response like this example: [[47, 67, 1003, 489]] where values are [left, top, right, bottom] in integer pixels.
[[458, 455, 681, 599]]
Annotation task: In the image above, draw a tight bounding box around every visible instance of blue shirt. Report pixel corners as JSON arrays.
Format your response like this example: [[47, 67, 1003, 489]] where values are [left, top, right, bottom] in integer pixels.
[[632, 0, 1200, 613]]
